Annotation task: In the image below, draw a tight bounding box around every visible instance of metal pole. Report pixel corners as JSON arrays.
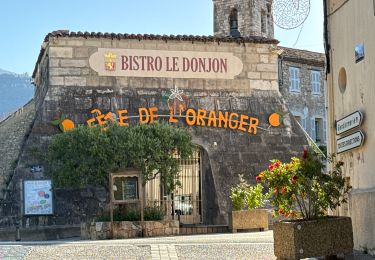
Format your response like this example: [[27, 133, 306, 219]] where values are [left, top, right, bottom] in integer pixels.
[[15, 221, 20, 241]]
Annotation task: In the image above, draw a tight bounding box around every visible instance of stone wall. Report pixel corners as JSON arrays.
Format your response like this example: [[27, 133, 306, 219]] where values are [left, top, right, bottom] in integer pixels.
[[0, 100, 35, 200], [278, 51, 326, 146], [349, 189, 375, 256], [213, 0, 274, 38], [3, 34, 307, 230], [81, 220, 179, 240]]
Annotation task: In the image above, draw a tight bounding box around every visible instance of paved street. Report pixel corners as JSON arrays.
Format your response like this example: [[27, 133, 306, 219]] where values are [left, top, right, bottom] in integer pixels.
[[0, 231, 373, 260]]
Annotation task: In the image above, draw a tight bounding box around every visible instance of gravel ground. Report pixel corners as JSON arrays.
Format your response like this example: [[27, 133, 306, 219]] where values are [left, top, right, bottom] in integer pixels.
[[24, 245, 151, 260], [176, 243, 275, 260], [0, 231, 373, 259], [0, 245, 32, 260]]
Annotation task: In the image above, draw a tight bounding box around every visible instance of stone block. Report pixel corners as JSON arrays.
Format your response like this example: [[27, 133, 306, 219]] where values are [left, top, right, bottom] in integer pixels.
[[250, 80, 277, 91], [85, 40, 102, 47], [260, 55, 269, 63], [49, 59, 60, 68], [49, 77, 64, 86], [50, 68, 82, 76], [256, 64, 276, 73], [65, 40, 84, 46], [60, 59, 87, 68], [256, 47, 270, 54], [49, 47, 73, 58], [246, 54, 260, 63], [247, 72, 261, 79], [74, 48, 89, 58], [261, 72, 278, 80], [65, 77, 87, 87], [87, 76, 100, 87]]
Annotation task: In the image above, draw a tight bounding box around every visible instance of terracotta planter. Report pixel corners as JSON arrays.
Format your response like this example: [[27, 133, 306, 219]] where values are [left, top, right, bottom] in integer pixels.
[[229, 209, 269, 232], [273, 216, 353, 259]]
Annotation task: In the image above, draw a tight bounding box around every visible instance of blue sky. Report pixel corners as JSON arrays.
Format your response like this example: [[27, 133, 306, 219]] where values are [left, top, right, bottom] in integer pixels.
[[0, 0, 324, 75]]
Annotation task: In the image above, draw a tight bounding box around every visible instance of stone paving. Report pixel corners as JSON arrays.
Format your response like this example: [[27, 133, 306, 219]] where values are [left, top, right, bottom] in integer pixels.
[[0, 231, 373, 260]]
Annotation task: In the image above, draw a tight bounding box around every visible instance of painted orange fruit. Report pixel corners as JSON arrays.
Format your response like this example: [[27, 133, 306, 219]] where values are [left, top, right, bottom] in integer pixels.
[[269, 113, 281, 127], [60, 119, 75, 132]]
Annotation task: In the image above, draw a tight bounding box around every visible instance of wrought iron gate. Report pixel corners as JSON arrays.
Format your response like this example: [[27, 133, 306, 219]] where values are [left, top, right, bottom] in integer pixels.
[[144, 148, 202, 224]]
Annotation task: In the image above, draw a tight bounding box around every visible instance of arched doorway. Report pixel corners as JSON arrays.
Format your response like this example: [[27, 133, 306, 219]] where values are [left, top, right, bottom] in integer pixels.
[[144, 147, 202, 224]]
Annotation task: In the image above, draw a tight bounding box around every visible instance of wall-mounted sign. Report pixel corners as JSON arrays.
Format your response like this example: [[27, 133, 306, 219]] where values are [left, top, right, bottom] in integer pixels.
[[89, 48, 243, 79], [337, 131, 365, 154], [355, 43, 365, 63], [336, 111, 363, 135], [24, 180, 53, 216]]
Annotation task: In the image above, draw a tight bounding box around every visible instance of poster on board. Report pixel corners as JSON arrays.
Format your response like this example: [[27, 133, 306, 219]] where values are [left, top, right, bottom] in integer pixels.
[[24, 180, 53, 215]]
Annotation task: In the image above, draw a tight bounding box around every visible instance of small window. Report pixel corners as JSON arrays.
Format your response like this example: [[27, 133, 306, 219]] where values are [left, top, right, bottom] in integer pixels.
[[311, 117, 323, 143], [311, 71, 321, 95], [289, 67, 300, 92]]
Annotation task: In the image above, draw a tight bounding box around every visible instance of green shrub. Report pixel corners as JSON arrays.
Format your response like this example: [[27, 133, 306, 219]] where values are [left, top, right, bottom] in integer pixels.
[[245, 183, 268, 209], [230, 174, 248, 211], [95, 209, 140, 222], [144, 206, 164, 221], [230, 174, 268, 211]]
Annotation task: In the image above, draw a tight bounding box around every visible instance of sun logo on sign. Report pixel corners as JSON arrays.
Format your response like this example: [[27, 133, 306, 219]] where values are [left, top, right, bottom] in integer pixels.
[[162, 86, 189, 116], [104, 52, 117, 71]]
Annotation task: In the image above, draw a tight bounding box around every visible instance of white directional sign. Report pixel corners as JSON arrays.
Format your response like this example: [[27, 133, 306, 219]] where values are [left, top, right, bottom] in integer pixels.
[[337, 131, 365, 154], [336, 111, 363, 135]]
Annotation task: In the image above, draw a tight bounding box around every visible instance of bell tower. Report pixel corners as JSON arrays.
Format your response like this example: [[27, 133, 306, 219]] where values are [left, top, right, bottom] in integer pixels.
[[213, 0, 274, 38]]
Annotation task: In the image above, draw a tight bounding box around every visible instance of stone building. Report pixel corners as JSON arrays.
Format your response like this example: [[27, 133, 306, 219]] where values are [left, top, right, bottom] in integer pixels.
[[278, 47, 327, 147], [325, 0, 375, 255], [213, 0, 274, 38], [0, 0, 308, 239]]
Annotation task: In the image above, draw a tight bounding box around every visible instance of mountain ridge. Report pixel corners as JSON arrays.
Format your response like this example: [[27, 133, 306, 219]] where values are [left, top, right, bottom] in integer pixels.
[[0, 68, 34, 120]]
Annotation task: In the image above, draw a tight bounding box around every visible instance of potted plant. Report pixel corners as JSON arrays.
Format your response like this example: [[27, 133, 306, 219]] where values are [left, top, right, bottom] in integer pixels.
[[229, 174, 269, 232], [257, 148, 353, 259]]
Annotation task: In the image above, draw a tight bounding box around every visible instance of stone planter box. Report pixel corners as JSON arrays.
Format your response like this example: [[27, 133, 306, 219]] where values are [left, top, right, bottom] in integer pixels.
[[229, 209, 269, 232], [273, 216, 353, 259], [81, 220, 179, 240]]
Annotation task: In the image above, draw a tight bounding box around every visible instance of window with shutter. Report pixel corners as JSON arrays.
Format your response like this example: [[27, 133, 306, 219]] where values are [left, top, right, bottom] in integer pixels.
[[323, 120, 327, 143], [289, 67, 300, 92], [311, 71, 321, 95], [311, 118, 316, 141]]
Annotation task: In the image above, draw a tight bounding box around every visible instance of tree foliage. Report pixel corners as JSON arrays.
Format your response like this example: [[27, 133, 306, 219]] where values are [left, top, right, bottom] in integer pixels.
[[47, 122, 194, 193]]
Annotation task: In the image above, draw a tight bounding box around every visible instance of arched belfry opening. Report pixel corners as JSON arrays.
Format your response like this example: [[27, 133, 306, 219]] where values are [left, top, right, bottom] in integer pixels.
[[229, 9, 241, 37]]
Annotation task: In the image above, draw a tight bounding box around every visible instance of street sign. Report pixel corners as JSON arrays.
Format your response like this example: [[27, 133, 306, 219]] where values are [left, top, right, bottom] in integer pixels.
[[337, 131, 365, 154], [336, 111, 363, 135]]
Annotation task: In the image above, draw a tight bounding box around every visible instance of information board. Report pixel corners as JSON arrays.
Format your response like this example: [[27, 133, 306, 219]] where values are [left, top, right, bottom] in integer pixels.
[[124, 177, 138, 200], [24, 180, 53, 215]]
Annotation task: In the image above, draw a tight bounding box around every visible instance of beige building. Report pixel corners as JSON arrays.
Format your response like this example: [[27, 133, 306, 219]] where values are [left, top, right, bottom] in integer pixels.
[[325, 0, 375, 255]]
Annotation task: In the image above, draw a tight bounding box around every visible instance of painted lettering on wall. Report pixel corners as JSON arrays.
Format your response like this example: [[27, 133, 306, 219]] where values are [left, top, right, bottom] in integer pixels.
[[86, 108, 261, 135], [89, 48, 243, 79]]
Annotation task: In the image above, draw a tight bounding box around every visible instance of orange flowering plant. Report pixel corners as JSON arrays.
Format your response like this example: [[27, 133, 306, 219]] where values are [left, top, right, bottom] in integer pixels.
[[256, 148, 351, 220]]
